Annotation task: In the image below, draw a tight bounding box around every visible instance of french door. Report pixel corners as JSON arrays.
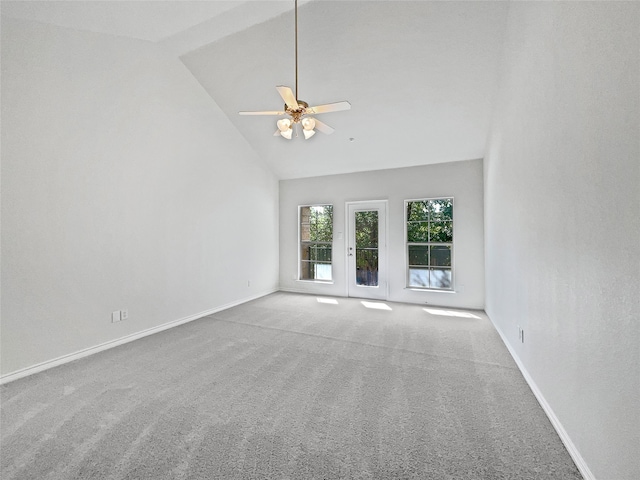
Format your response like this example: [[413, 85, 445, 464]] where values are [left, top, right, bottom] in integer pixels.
[[346, 201, 388, 300]]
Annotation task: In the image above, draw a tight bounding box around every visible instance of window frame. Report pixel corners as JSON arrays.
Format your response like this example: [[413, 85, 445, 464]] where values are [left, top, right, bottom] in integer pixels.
[[298, 204, 334, 283], [404, 197, 454, 291]]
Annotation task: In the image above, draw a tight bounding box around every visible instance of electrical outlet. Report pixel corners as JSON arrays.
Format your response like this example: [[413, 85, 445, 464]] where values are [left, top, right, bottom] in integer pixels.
[[111, 311, 121, 323], [121, 309, 128, 321]]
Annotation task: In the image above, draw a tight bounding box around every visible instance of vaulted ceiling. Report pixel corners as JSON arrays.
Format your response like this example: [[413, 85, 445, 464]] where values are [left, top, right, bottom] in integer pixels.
[[2, 0, 510, 179]]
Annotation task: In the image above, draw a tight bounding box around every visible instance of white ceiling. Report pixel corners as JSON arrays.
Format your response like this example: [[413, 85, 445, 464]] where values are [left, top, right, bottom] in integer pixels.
[[1, 0, 510, 180], [0, 0, 243, 42]]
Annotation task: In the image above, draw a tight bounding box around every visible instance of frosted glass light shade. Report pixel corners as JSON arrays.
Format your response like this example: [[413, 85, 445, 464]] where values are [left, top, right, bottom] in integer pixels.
[[303, 129, 315, 139], [301, 117, 316, 130], [277, 118, 292, 132], [280, 128, 293, 139]]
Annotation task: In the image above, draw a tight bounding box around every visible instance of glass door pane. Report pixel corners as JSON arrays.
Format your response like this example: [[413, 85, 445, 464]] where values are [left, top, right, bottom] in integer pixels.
[[347, 201, 387, 300], [355, 210, 379, 286]]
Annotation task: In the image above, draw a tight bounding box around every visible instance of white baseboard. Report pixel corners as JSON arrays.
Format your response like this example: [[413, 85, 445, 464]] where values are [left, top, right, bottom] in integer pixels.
[[278, 286, 341, 296], [0, 289, 277, 386], [489, 316, 596, 480]]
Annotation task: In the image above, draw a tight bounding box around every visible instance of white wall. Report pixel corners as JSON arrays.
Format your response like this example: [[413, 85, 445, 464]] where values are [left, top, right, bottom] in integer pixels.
[[0, 17, 279, 376], [484, 2, 639, 479], [280, 160, 484, 309]]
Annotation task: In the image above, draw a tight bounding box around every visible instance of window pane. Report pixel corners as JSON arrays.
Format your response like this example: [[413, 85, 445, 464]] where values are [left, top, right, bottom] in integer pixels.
[[356, 249, 378, 286], [430, 222, 453, 242], [300, 260, 313, 280], [300, 261, 332, 281], [430, 245, 451, 266], [302, 244, 320, 262], [407, 201, 429, 221], [430, 268, 452, 288], [430, 199, 453, 221], [407, 221, 429, 242], [314, 263, 332, 281], [409, 267, 430, 287], [300, 205, 332, 281], [310, 205, 333, 242], [310, 244, 332, 262], [408, 245, 429, 266], [355, 210, 379, 286], [355, 211, 378, 248]]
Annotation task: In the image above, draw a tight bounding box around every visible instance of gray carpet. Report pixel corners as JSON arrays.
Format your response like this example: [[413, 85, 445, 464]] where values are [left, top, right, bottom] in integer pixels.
[[1, 292, 581, 479]]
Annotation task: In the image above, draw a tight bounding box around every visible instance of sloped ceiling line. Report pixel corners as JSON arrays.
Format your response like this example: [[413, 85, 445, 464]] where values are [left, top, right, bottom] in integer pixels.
[[2, 0, 510, 180]]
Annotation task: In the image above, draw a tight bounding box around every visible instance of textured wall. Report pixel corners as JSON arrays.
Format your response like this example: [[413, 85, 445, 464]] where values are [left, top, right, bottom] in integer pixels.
[[484, 2, 640, 479], [1, 18, 279, 376], [279, 160, 484, 309]]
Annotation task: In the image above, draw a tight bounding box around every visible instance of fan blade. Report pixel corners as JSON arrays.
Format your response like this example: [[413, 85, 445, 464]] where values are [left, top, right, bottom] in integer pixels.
[[313, 118, 335, 135], [239, 110, 285, 116], [307, 101, 351, 114], [276, 86, 299, 110]]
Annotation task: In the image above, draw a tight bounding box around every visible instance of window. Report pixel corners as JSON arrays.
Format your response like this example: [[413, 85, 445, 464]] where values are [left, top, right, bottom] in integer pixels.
[[406, 198, 453, 289], [300, 205, 333, 281]]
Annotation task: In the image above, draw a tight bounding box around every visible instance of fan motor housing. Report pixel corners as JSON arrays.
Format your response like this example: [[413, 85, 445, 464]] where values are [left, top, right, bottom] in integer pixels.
[[286, 100, 309, 123]]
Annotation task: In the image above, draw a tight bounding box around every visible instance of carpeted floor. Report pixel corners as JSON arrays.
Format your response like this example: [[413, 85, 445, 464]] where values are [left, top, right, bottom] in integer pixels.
[[1, 292, 581, 479]]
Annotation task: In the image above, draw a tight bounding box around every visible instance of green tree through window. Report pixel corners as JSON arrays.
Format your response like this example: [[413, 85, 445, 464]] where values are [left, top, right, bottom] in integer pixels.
[[355, 210, 379, 286], [300, 205, 333, 281], [406, 198, 453, 289]]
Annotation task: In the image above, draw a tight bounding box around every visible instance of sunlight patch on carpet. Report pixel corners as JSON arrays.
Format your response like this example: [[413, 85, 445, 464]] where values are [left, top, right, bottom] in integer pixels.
[[361, 301, 392, 311], [424, 308, 480, 319], [317, 297, 339, 304]]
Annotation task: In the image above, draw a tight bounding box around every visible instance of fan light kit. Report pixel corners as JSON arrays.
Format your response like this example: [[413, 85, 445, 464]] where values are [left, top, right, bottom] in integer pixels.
[[239, 0, 351, 140]]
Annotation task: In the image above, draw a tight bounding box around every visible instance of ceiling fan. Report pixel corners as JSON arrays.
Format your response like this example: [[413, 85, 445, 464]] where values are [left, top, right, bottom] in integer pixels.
[[239, 0, 351, 140]]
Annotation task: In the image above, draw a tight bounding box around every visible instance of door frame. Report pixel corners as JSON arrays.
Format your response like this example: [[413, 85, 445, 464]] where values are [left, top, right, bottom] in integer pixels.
[[345, 200, 389, 300]]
